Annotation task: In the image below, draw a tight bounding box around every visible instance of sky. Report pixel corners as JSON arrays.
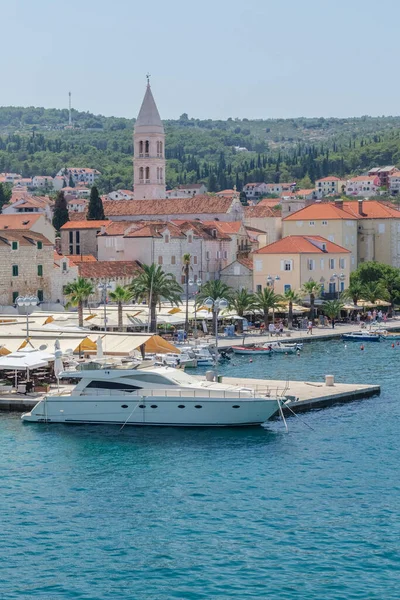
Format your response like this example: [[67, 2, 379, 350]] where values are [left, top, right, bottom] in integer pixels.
[[2, 0, 400, 120]]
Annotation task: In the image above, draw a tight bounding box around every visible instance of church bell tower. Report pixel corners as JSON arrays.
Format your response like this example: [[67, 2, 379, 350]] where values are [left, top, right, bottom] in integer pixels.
[[133, 77, 166, 199]]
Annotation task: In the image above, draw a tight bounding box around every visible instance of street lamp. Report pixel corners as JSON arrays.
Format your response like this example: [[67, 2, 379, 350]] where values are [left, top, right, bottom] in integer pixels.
[[266, 274, 281, 324], [189, 278, 202, 339], [16, 295, 38, 341], [204, 296, 228, 374], [330, 273, 345, 299], [98, 282, 112, 331]]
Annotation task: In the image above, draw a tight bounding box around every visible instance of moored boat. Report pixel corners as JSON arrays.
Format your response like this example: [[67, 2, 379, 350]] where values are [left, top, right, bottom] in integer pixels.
[[342, 331, 381, 342], [232, 346, 273, 355], [263, 342, 303, 354], [21, 362, 282, 427]]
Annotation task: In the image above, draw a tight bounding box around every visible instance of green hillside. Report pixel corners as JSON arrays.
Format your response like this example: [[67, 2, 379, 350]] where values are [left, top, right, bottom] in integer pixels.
[[1, 106, 400, 192]]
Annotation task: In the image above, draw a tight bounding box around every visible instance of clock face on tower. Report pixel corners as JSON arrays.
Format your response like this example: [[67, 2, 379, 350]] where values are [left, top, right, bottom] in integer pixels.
[[133, 82, 166, 200]]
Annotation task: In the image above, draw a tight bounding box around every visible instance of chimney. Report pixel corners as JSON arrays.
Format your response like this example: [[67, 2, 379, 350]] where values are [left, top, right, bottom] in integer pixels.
[[334, 200, 343, 210], [358, 199, 364, 215]]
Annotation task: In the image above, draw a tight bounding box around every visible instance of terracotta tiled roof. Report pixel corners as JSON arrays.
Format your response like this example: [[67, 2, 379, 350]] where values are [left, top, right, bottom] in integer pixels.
[[347, 176, 378, 183], [203, 221, 243, 234], [0, 214, 42, 229], [296, 189, 315, 196], [216, 189, 236, 195], [342, 200, 400, 219], [78, 261, 141, 279], [237, 257, 254, 270], [68, 254, 97, 264], [98, 221, 135, 236], [244, 205, 281, 218], [173, 220, 231, 241], [0, 230, 52, 246], [10, 192, 50, 204], [103, 195, 236, 217], [316, 176, 341, 182], [257, 198, 282, 208], [68, 211, 88, 221], [255, 235, 350, 255], [283, 203, 357, 221], [61, 220, 108, 230]]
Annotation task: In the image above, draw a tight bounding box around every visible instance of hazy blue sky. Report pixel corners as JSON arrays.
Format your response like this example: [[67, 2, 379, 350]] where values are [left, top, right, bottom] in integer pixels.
[[2, 0, 400, 120]]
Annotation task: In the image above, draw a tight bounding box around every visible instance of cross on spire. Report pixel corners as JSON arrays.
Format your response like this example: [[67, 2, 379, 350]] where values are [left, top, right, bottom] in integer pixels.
[[146, 72, 151, 85]]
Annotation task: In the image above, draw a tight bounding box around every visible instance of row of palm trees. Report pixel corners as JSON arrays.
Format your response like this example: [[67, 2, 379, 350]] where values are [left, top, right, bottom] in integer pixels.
[[63, 263, 389, 333]]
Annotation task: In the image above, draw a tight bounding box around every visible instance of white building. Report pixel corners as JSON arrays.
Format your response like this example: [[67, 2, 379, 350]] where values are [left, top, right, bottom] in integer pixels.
[[345, 176, 380, 197], [32, 175, 54, 189], [389, 171, 400, 195], [243, 182, 270, 199], [315, 176, 345, 196], [55, 168, 101, 185], [166, 184, 207, 198], [108, 189, 135, 200]]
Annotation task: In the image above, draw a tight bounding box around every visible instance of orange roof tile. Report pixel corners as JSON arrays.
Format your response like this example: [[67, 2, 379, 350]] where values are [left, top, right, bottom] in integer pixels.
[[342, 200, 400, 219], [257, 198, 282, 207], [244, 206, 281, 218], [316, 176, 341, 182], [255, 235, 350, 255], [203, 221, 243, 234], [98, 221, 135, 236], [61, 220, 108, 230], [0, 214, 43, 229], [237, 257, 253, 270], [68, 255, 97, 265], [296, 189, 315, 195], [103, 195, 236, 217], [283, 203, 357, 221], [78, 261, 141, 279], [0, 230, 52, 246]]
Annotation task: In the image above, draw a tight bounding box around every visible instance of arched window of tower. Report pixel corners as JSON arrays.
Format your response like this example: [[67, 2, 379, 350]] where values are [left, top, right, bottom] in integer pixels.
[[145, 166, 150, 182], [139, 140, 144, 156], [145, 140, 150, 156], [139, 167, 144, 183]]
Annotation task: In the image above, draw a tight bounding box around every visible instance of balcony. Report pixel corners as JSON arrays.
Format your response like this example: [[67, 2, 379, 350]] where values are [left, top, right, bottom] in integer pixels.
[[237, 245, 252, 256], [321, 292, 341, 300]]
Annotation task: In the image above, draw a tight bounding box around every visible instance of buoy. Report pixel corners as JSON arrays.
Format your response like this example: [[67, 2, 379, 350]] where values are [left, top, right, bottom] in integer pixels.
[[392, 343, 395, 348], [360, 345, 364, 351]]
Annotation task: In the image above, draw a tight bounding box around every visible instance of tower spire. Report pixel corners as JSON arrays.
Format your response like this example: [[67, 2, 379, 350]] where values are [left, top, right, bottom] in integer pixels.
[[133, 81, 166, 200]]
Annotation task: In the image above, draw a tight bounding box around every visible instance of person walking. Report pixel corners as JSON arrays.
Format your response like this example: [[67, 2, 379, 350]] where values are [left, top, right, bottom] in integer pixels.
[[307, 320, 313, 335], [332, 317, 335, 329]]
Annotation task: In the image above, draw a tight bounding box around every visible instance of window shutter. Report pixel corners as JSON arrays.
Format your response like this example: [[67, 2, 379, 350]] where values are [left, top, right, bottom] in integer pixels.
[[280, 259, 285, 271]]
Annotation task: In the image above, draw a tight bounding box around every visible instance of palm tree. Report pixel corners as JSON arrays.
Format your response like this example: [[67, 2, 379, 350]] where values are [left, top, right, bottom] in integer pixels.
[[109, 285, 134, 331], [197, 280, 233, 331], [229, 289, 256, 333], [64, 277, 94, 327], [301, 280, 322, 320], [182, 253, 192, 333], [323, 299, 344, 321], [284, 288, 302, 329], [361, 281, 390, 305], [341, 280, 364, 305], [253, 287, 284, 330], [129, 264, 183, 333]]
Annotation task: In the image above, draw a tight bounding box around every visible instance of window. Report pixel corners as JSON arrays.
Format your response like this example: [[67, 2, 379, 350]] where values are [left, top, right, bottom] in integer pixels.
[[37, 265, 43, 277], [194, 405, 202, 409], [75, 231, 80, 244], [320, 258, 324, 269], [256, 284, 262, 292], [206, 251, 210, 260], [307, 259, 315, 271], [351, 256, 355, 265], [296, 221, 303, 227], [139, 166, 144, 181], [11, 241, 18, 250], [309, 221, 315, 226], [12, 291, 19, 303], [37, 241, 43, 250], [283, 260, 292, 271], [145, 140, 150, 155], [158, 256, 163, 265], [86, 380, 141, 390], [62, 262, 67, 272], [284, 284, 291, 293], [223, 250, 227, 259], [165, 234, 169, 243], [76, 246, 80, 255], [145, 166, 150, 180], [69, 231, 73, 244], [339, 258, 345, 269], [329, 258, 335, 269], [378, 223, 385, 234], [340, 281, 345, 292], [37, 290, 43, 302], [255, 259, 262, 272], [181, 275, 186, 284], [178, 405, 185, 409], [139, 140, 144, 155], [321, 243, 326, 251], [322, 221, 328, 226], [171, 255, 176, 265], [193, 256, 197, 265], [12, 265, 18, 277]]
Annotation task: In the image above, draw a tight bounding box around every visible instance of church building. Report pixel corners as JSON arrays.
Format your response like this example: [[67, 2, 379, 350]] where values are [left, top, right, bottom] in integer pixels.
[[133, 80, 166, 200]]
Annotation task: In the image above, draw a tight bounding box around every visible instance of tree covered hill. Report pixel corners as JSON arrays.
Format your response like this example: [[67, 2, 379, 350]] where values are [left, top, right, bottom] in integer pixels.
[[1, 106, 400, 192]]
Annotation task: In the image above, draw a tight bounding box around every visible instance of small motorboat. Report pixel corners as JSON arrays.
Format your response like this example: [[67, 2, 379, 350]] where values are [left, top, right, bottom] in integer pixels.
[[379, 331, 400, 340], [265, 342, 303, 354], [232, 346, 273, 355], [342, 331, 381, 342]]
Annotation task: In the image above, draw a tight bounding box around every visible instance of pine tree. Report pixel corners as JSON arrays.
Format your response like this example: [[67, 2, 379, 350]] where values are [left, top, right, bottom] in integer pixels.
[[0, 183, 7, 211], [68, 174, 75, 188], [52, 191, 69, 231], [87, 186, 105, 220]]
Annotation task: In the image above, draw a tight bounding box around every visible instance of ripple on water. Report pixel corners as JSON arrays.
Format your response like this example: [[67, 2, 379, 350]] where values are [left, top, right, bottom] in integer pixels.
[[1, 340, 400, 599]]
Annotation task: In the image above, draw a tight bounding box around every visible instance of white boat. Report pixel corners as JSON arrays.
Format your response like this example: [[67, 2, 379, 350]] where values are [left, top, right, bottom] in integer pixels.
[[179, 345, 216, 367], [232, 345, 273, 355], [155, 352, 198, 369], [21, 362, 281, 427], [264, 342, 303, 354], [342, 330, 381, 342]]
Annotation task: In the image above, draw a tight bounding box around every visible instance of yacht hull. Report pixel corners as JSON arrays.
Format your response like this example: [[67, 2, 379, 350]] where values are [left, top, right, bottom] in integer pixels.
[[21, 395, 279, 426]]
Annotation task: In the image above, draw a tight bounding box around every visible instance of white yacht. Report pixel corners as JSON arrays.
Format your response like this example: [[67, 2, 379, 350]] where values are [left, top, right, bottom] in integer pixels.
[[21, 362, 281, 427]]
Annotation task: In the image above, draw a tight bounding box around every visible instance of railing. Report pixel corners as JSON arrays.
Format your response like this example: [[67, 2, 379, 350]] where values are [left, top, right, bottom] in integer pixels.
[[47, 387, 287, 400]]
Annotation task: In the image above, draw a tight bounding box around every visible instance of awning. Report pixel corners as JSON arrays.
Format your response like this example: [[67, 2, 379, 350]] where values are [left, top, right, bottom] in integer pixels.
[[88, 333, 179, 355], [0, 350, 51, 370]]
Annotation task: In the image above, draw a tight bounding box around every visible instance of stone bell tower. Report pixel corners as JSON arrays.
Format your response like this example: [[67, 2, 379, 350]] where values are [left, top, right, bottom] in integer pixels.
[[133, 77, 166, 199]]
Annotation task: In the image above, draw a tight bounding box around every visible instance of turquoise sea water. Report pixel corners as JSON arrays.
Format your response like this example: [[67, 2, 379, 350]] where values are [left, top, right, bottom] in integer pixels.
[[1, 339, 400, 599]]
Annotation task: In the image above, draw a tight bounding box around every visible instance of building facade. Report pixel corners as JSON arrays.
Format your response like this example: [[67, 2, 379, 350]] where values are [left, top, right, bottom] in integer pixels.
[[60, 220, 108, 258], [253, 235, 350, 297]]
